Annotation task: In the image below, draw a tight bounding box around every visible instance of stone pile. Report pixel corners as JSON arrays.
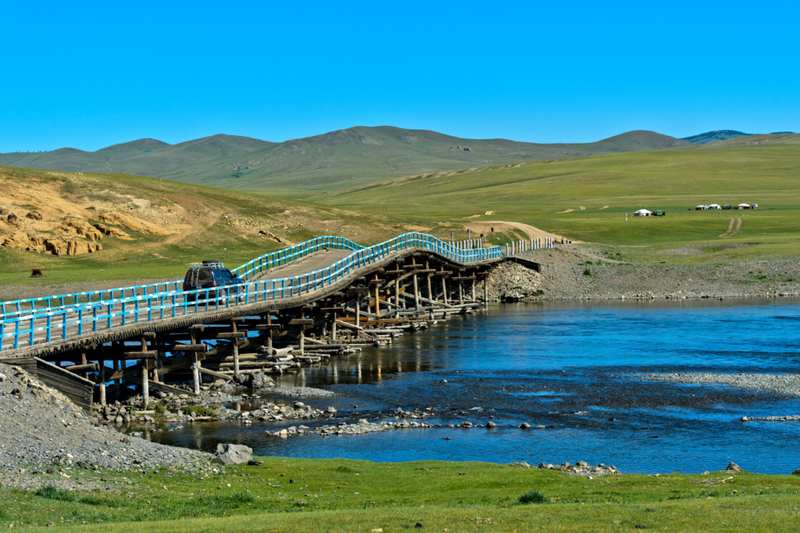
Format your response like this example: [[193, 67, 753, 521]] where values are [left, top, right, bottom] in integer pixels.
[[0, 363, 211, 473]]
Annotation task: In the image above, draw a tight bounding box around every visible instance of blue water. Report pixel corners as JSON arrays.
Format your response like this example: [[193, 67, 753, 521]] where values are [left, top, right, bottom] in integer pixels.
[[148, 299, 800, 474]]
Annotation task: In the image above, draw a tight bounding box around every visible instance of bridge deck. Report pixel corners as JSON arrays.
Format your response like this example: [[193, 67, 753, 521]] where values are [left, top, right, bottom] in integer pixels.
[[254, 249, 355, 281], [0, 232, 506, 357]]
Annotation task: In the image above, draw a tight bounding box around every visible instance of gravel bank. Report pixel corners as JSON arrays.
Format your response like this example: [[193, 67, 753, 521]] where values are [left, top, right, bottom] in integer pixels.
[[635, 372, 800, 397], [484, 245, 800, 302], [0, 363, 211, 474]]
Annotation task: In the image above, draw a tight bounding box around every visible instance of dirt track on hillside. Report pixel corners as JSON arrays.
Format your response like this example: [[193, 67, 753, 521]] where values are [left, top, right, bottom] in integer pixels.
[[465, 220, 578, 243]]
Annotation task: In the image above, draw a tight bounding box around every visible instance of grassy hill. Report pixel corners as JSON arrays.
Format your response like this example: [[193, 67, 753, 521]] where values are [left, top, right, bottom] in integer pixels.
[[0, 166, 416, 288], [0, 127, 693, 195], [682, 130, 751, 144], [0, 134, 273, 177], [315, 133, 800, 261]]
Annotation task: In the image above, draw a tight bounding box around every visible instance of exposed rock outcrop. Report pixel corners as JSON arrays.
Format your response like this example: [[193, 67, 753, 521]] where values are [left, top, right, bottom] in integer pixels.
[[1, 231, 102, 255], [60, 214, 104, 241], [97, 211, 174, 236]]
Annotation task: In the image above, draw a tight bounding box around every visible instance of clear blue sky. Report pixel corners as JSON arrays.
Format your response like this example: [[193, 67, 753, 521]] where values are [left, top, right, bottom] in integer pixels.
[[1, 0, 797, 152]]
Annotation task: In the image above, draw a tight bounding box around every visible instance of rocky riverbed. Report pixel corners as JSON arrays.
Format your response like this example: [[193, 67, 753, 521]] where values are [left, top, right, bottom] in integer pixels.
[[0, 362, 212, 476], [525, 246, 800, 301], [636, 372, 800, 398]]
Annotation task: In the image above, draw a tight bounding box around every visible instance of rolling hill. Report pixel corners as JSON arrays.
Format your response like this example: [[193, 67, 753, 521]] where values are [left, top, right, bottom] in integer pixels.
[[314, 133, 800, 258], [0, 127, 693, 193], [682, 130, 751, 144], [0, 134, 273, 176]]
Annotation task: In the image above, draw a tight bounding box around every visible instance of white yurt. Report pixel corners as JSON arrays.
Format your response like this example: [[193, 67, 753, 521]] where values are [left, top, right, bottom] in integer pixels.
[[708, 204, 721, 209], [634, 209, 652, 217]]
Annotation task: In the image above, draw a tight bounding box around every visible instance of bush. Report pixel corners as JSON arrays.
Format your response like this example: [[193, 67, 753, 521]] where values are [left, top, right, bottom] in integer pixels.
[[519, 490, 547, 504], [583, 268, 592, 276], [35, 485, 76, 501], [185, 405, 216, 417], [155, 405, 166, 414]]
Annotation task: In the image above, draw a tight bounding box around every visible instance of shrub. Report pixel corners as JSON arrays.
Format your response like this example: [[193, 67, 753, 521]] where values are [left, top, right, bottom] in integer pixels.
[[35, 485, 76, 502], [155, 405, 166, 414], [185, 405, 216, 417], [519, 490, 547, 504], [583, 268, 592, 276]]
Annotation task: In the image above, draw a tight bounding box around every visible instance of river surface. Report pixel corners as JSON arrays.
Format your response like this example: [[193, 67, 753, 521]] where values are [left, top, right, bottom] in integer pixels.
[[148, 299, 800, 474]]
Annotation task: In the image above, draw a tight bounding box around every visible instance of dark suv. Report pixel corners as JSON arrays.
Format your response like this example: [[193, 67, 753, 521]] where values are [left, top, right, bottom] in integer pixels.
[[183, 260, 245, 301]]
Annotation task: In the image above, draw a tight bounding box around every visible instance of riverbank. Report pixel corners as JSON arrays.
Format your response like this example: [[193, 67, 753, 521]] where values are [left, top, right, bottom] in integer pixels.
[[512, 245, 800, 301], [1, 455, 799, 532]]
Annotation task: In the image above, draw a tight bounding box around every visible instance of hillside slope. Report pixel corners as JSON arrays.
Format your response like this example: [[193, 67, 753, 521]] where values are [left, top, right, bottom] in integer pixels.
[[682, 130, 751, 144], [0, 166, 414, 286], [316, 133, 800, 254], [0, 134, 273, 176], [0, 127, 693, 192]]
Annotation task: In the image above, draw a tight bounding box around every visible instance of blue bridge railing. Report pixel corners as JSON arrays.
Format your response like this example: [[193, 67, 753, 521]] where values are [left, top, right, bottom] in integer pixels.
[[0, 232, 503, 352]]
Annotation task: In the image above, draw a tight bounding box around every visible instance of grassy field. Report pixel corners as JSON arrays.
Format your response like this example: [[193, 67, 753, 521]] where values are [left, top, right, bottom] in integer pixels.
[[2, 133, 800, 291], [3, 458, 800, 531], [313, 134, 800, 262], [0, 166, 414, 290]]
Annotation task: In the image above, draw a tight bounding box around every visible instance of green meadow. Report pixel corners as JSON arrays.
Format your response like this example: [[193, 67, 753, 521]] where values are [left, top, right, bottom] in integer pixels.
[[3, 458, 800, 532], [314, 134, 800, 262]]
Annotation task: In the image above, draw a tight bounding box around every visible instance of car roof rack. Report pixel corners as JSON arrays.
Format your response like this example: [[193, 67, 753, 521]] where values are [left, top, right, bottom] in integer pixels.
[[189, 261, 225, 269]]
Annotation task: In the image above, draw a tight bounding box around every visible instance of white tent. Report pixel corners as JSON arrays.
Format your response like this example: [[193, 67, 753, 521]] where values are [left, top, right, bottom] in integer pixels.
[[695, 205, 706, 210], [634, 209, 652, 217], [737, 203, 751, 209], [708, 204, 721, 209]]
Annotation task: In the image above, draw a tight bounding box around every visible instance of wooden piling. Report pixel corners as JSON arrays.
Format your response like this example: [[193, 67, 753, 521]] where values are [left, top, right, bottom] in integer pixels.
[[99, 362, 106, 406], [232, 320, 240, 379], [141, 362, 149, 408], [413, 272, 420, 311]]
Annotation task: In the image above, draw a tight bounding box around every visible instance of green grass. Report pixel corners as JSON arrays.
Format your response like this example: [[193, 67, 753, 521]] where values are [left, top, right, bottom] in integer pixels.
[[0, 166, 412, 289], [2, 458, 800, 531], [314, 134, 800, 262]]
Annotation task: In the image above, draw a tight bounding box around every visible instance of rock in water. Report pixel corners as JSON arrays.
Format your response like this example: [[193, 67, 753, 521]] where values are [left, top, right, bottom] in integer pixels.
[[213, 443, 253, 465], [725, 462, 742, 473]]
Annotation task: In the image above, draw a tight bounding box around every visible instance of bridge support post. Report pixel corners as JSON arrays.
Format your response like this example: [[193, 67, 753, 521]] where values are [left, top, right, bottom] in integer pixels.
[[99, 362, 106, 406], [232, 321, 240, 379], [299, 329, 305, 356], [459, 282, 464, 305], [332, 312, 337, 341], [152, 333, 160, 384], [141, 363, 149, 408], [442, 276, 448, 306], [375, 274, 381, 318], [413, 273, 420, 312], [355, 296, 360, 328], [267, 314, 273, 352], [192, 355, 200, 395], [472, 279, 476, 302], [426, 261, 433, 303], [484, 279, 489, 310], [113, 359, 121, 398]]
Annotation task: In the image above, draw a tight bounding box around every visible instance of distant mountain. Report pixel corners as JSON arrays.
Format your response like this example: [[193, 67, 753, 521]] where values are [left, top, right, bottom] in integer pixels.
[[0, 134, 273, 177], [682, 130, 751, 145], [0, 127, 693, 192]]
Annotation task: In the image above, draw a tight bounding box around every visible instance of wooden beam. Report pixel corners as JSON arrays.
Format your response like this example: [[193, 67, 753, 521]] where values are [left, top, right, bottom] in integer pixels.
[[198, 367, 233, 381], [216, 332, 247, 339], [122, 350, 159, 359], [170, 344, 208, 352]]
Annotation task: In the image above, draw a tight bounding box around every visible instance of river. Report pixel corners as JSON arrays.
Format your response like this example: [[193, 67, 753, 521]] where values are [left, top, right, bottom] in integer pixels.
[[148, 298, 800, 474]]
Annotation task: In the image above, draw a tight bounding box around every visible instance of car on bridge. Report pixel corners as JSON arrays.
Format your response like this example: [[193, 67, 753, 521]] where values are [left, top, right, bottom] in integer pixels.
[[183, 261, 245, 301]]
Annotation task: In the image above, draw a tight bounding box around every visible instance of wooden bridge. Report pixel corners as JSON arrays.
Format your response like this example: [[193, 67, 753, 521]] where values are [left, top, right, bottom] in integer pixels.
[[0, 232, 537, 409]]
